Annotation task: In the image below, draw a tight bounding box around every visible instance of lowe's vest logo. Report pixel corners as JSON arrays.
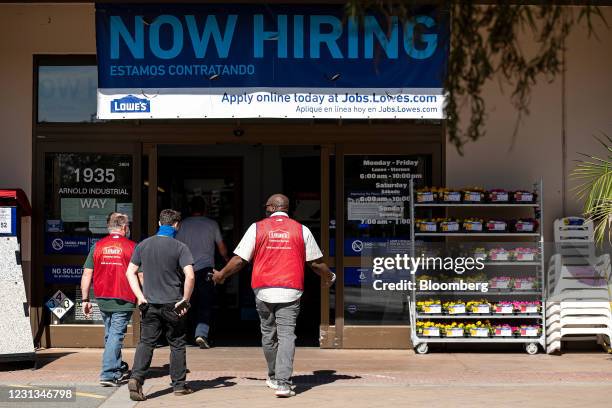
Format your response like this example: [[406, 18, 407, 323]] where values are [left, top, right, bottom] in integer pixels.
[[269, 230, 289, 240], [111, 95, 150, 113]]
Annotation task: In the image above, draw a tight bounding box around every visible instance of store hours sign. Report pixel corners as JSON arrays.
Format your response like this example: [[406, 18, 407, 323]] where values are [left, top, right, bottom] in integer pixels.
[[95, 4, 448, 119]]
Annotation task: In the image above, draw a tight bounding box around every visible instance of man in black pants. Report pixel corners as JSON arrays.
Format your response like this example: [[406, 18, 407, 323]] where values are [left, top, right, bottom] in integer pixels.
[[125, 209, 195, 401], [176, 196, 229, 348]]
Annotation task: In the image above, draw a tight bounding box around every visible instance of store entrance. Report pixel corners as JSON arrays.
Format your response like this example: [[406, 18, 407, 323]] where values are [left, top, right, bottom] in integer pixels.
[[156, 145, 322, 346]]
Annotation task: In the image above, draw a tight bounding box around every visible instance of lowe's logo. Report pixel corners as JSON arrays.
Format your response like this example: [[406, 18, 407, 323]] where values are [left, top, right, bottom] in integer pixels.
[[111, 95, 150, 113]]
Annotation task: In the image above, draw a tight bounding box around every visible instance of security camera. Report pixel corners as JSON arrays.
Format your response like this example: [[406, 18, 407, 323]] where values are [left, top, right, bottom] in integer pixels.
[[233, 128, 245, 137]]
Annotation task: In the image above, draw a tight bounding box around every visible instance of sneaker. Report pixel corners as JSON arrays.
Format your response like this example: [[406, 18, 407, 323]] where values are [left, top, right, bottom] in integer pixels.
[[100, 378, 124, 387], [275, 384, 296, 398], [195, 336, 211, 349], [266, 377, 279, 390], [120, 361, 129, 373], [117, 371, 130, 382], [174, 385, 194, 396], [128, 378, 146, 401]]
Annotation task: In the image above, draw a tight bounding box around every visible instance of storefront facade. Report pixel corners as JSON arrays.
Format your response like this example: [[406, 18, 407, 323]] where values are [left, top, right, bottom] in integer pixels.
[[1, 2, 611, 349]]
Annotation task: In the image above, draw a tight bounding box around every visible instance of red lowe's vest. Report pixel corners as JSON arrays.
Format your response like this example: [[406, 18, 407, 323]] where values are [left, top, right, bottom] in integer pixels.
[[93, 234, 137, 303], [251, 215, 306, 290]]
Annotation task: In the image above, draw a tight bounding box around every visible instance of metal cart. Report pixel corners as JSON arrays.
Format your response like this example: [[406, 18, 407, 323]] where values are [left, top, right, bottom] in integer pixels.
[[408, 179, 545, 354]]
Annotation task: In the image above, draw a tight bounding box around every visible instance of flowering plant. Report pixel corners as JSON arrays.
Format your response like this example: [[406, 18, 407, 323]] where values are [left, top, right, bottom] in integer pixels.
[[465, 320, 491, 337], [493, 324, 514, 337], [443, 301, 466, 315], [466, 300, 491, 313], [513, 301, 541, 313], [416, 300, 442, 313]]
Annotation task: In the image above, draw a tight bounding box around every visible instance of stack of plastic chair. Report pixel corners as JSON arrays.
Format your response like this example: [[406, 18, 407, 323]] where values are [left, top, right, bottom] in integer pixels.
[[546, 217, 612, 354]]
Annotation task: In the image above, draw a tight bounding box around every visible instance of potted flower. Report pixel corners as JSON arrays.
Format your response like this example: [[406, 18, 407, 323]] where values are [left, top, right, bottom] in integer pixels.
[[443, 301, 466, 315], [439, 217, 461, 232], [489, 248, 511, 261], [493, 324, 513, 337], [515, 325, 541, 337], [416, 187, 437, 203], [489, 276, 512, 289], [473, 247, 487, 259], [443, 322, 465, 337], [466, 321, 491, 337], [440, 188, 462, 202], [494, 301, 514, 314], [463, 218, 484, 232], [488, 189, 509, 203], [486, 220, 508, 232], [514, 301, 540, 314], [512, 190, 536, 203], [417, 321, 442, 337], [467, 300, 491, 314], [463, 187, 485, 202], [513, 277, 536, 290], [417, 300, 442, 314], [416, 218, 437, 232], [514, 247, 538, 261], [513, 218, 539, 233]]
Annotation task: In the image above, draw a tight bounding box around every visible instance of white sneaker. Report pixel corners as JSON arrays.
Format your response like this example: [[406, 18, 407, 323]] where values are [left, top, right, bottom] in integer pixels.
[[275, 384, 296, 397], [266, 377, 279, 390]]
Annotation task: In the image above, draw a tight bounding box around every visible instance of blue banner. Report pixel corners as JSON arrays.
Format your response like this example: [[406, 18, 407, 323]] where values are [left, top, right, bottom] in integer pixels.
[[96, 3, 448, 89], [95, 4, 448, 119], [44, 265, 84, 284], [45, 235, 92, 255]]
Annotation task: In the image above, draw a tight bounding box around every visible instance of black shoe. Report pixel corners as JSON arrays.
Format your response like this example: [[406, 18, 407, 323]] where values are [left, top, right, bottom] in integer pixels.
[[120, 361, 129, 372], [128, 378, 146, 401], [195, 336, 211, 349], [100, 378, 124, 387], [174, 385, 194, 396]]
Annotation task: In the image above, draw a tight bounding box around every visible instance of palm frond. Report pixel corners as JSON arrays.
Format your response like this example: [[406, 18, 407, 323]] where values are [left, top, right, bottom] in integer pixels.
[[571, 134, 612, 244]]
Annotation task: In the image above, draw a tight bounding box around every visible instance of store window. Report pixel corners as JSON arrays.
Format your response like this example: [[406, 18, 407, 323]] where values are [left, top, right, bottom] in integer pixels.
[[343, 154, 431, 325], [43, 153, 133, 324], [37, 65, 99, 123]]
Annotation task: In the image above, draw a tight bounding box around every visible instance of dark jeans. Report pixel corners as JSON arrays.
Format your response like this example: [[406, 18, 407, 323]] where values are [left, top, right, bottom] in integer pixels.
[[131, 303, 187, 389], [193, 267, 214, 339]]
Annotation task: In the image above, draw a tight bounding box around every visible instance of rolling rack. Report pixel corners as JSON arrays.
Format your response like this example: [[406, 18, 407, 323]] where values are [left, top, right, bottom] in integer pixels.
[[408, 179, 546, 354]]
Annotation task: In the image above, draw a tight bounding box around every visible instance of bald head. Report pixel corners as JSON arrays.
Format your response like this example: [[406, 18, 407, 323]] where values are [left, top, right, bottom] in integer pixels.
[[265, 194, 289, 213]]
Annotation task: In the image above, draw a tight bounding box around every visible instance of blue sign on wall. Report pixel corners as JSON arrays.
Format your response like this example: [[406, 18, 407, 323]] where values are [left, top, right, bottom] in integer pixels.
[[95, 3, 448, 120], [45, 236, 92, 255], [44, 265, 84, 284]]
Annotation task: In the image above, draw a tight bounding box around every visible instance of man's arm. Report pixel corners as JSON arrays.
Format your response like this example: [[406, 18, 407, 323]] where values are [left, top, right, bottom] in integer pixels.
[[80, 268, 94, 317], [182, 265, 195, 302], [126, 262, 146, 304], [212, 255, 248, 284], [216, 240, 230, 262], [307, 258, 336, 287]]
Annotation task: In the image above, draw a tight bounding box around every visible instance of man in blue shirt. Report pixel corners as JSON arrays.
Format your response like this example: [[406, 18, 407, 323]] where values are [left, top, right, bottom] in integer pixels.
[[176, 196, 229, 348]]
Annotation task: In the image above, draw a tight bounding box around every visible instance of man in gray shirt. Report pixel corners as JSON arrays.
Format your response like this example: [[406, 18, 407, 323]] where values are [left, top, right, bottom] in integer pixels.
[[176, 196, 229, 348], [126, 209, 195, 401]]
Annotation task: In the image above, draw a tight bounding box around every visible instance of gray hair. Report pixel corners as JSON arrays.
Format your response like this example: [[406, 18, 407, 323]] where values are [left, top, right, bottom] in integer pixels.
[[107, 212, 129, 231]]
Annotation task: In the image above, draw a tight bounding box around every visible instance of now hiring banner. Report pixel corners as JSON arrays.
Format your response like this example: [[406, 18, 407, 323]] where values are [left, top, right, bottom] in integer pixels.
[[95, 4, 448, 120]]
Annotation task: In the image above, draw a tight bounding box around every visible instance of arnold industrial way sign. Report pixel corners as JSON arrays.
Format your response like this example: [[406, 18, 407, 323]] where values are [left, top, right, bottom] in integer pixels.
[[95, 4, 448, 120]]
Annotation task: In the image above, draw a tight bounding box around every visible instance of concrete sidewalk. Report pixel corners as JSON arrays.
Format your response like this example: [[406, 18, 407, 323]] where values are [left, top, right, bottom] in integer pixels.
[[2, 347, 612, 407]]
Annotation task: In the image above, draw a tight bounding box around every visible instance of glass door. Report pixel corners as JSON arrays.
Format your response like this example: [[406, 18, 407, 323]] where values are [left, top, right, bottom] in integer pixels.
[[34, 142, 141, 347], [333, 143, 442, 347]]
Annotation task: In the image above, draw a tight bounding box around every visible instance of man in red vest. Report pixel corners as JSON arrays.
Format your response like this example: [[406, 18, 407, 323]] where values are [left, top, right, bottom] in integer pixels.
[[80, 212, 137, 387], [213, 194, 335, 397]]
